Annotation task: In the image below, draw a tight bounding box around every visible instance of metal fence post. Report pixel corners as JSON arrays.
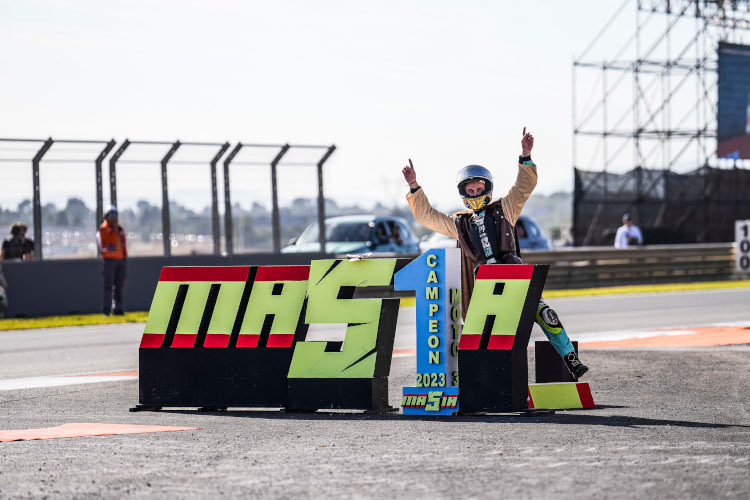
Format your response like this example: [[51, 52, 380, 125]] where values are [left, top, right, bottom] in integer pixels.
[[31, 138, 53, 260], [160, 141, 181, 257], [210, 142, 230, 256], [270, 144, 290, 253], [316, 145, 336, 254], [95, 140, 116, 233], [109, 140, 130, 208], [222, 143, 243, 256]]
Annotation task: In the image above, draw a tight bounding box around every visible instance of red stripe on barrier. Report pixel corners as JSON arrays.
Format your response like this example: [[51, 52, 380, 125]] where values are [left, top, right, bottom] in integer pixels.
[[256, 266, 310, 282], [236, 334, 260, 348], [527, 388, 535, 409], [487, 335, 515, 350], [458, 335, 481, 350], [203, 334, 230, 348], [266, 334, 295, 348], [171, 335, 197, 348], [159, 266, 251, 282], [140, 334, 165, 348], [476, 265, 534, 280], [576, 382, 595, 408]]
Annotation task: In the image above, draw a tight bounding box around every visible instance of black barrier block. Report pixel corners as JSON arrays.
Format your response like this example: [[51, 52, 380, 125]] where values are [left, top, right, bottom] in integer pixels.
[[458, 349, 528, 412], [535, 341, 578, 383], [286, 377, 390, 411], [139, 349, 293, 408]]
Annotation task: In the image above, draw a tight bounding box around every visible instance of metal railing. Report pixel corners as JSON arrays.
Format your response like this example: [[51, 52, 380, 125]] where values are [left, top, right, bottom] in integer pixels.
[[367, 243, 739, 290], [0, 137, 335, 260], [521, 243, 738, 289]]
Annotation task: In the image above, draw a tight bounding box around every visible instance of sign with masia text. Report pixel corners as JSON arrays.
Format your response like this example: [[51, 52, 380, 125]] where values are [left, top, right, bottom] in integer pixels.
[[136, 258, 594, 414], [138, 260, 407, 411]]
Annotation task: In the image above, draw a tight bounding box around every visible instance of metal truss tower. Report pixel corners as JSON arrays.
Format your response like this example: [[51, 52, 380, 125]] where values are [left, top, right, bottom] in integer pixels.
[[573, 0, 750, 245]]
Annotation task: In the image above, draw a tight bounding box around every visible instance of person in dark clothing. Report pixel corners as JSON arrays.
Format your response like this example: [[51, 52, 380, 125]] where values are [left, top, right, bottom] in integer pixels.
[[1, 222, 35, 260], [402, 128, 588, 379], [97, 206, 127, 316]]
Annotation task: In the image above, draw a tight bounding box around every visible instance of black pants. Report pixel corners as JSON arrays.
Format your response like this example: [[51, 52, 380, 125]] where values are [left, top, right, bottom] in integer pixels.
[[102, 259, 126, 313]]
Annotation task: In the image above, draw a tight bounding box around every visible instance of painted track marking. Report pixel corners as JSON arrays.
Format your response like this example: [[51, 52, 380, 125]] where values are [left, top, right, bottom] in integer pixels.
[[0, 369, 137, 391]]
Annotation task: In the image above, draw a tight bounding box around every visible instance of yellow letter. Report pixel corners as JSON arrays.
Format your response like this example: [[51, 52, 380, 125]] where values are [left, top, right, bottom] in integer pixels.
[[451, 306, 461, 322], [426, 391, 442, 411]]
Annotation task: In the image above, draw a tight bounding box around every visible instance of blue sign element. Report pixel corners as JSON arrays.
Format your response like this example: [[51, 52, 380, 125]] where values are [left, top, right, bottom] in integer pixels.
[[395, 247, 462, 415], [401, 386, 459, 415]]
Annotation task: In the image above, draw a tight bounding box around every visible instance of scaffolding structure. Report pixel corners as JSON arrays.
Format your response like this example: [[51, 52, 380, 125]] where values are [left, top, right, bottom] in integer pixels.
[[572, 0, 750, 245]]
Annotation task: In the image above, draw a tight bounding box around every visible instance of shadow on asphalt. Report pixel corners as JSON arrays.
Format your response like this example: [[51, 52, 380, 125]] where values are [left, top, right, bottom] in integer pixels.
[[155, 408, 749, 429]]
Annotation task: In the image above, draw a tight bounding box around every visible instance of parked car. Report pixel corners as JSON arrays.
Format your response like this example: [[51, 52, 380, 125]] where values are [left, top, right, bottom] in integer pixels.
[[281, 215, 421, 255], [418, 214, 550, 253]]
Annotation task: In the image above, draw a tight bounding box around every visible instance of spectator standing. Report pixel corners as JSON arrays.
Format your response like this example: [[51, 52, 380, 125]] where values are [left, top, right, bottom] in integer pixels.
[[97, 206, 127, 316], [614, 213, 643, 248], [1, 222, 35, 260]]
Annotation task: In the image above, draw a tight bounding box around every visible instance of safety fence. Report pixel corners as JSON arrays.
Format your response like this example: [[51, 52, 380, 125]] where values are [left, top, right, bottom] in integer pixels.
[[0, 138, 335, 260]]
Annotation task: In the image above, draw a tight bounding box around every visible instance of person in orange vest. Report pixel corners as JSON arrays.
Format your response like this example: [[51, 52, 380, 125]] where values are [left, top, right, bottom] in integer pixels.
[[97, 206, 127, 316]]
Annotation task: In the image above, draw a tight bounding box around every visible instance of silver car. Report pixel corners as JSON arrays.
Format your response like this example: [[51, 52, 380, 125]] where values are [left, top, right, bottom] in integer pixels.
[[282, 215, 421, 255]]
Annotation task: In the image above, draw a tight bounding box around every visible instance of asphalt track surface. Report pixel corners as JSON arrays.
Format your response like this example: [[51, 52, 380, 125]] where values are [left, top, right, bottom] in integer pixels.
[[1, 288, 749, 498]]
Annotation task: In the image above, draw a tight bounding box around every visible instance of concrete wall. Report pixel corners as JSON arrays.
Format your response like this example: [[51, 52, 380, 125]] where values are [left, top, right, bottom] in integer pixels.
[[1, 253, 325, 317]]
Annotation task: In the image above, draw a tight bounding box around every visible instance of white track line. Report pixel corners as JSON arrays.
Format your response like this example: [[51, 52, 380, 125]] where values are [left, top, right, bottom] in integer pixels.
[[0, 370, 137, 391]]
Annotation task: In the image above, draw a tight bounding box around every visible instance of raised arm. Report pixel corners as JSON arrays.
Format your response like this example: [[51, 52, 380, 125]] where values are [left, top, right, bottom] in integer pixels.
[[402, 159, 459, 239], [501, 127, 538, 226]]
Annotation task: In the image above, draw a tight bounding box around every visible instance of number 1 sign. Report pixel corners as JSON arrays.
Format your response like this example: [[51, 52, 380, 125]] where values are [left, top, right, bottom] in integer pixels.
[[394, 248, 462, 415]]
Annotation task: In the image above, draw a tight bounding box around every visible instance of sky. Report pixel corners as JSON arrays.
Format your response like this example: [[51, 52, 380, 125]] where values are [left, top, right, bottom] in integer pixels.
[[1, 0, 631, 211]]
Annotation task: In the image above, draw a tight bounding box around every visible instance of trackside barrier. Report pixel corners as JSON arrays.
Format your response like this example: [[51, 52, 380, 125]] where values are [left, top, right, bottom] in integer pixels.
[[135, 252, 595, 414], [1, 244, 739, 318], [342, 243, 738, 290], [522, 243, 737, 289]]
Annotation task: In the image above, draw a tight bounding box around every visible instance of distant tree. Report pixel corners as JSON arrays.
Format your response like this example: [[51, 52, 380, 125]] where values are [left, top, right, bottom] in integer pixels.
[[65, 198, 90, 226], [55, 211, 69, 226], [18, 200, 32, 214]]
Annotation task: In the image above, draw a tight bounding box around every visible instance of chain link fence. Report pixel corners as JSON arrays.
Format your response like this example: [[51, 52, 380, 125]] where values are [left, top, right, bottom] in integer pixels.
[[0, 138, 335, 260]]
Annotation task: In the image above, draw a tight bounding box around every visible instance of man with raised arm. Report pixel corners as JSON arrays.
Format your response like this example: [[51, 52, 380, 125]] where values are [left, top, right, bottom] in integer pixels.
[[402, 128, 588, 379]]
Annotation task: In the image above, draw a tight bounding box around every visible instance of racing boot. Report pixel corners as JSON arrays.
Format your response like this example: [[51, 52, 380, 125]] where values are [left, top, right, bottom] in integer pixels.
[[563, 350, 588, 380]]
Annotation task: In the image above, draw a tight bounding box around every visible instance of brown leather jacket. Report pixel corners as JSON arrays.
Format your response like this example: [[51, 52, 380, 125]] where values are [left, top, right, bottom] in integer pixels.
[[406, 162, 537, 315]]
